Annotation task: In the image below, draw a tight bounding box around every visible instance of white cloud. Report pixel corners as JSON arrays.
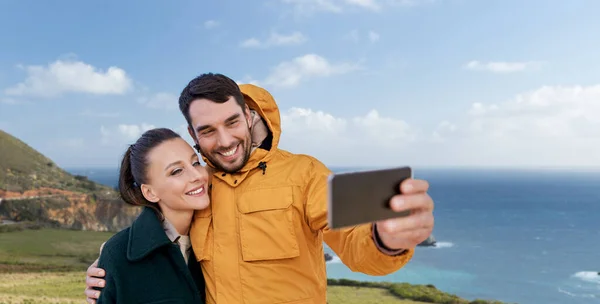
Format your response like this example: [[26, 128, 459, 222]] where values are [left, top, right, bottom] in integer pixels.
[[0, 97, 21, 105], [280, 0, 432, 15], [236, 76, 262, 86], [466, 84, 600, 139], [433, 84, 600, 167], [464, 60, 544, 73], [4, 59, 133, 98], [387, 0, 435, 6], [282, 107, 348, 135], [100, 123, 156, 146], [137, 92, 178, 110], [118, 123, 156, 140], [263, 54, 360, 88], [281, 0, 343, 15], [343, 30, 380, 43], [204, 20, 219, 29], [80, 110, 120, 118], [279, 107, 417, 165], [240, 31, 308, 48], [431, 120, 457, 142], [353, 110, 416, 145], [346, 0, 381, 10], [277, 83, 600, 167], [368, 30, 380, 42], [240, 38, 261, 48], [343, 30, 360, 43]]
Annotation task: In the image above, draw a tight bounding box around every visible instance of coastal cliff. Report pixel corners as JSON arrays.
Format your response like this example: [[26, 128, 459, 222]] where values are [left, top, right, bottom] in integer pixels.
[[0, 130, 140, 231]]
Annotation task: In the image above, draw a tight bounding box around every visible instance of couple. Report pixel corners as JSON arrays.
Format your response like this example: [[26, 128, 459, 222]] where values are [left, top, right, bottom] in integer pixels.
[[85, 73, 435, 304]]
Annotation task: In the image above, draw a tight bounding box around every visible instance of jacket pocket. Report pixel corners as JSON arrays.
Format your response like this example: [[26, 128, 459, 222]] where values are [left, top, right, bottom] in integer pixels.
[[191, 207, 212, 261], [237, 186, 300, 262]]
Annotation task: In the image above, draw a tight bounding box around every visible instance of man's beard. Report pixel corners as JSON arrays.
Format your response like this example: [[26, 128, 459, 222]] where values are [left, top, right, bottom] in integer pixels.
[[198, 134, 252, 174]]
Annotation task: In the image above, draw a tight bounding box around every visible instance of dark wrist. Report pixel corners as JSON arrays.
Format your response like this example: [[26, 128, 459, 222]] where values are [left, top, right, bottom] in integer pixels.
[[372, 223, 407, 255]]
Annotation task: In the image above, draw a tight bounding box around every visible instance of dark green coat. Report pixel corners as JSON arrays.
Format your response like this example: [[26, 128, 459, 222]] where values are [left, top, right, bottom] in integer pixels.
[[97, 207, 205, 304]]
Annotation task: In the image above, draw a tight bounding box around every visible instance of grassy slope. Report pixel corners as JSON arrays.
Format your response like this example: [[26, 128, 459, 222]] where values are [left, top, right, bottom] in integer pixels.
[[0, 229, 425, 304], [0, 229, 508, 304], [0, 228, 112, 272], [0, 273, 428, 304], [0, 129, 113, 194]]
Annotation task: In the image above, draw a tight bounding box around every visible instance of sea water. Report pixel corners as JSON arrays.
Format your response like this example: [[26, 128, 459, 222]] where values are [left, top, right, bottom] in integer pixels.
[[68, 167, 600, 304]]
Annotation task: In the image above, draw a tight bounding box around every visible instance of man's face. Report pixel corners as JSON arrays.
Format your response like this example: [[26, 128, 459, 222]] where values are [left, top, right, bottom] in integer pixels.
[[187, 96, 253, 173]]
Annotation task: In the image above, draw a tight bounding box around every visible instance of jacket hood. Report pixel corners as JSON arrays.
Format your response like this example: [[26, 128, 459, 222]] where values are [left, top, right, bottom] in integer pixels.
[[239, 84, 281, 150], [201, 84, 281, 174]]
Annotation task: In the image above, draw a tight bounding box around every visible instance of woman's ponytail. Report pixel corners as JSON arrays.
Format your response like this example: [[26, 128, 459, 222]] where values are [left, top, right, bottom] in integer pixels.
[[116, 128, 182, 217]]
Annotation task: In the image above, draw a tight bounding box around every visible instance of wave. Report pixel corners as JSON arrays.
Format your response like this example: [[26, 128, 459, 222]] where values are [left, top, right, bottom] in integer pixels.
[[556, 271, 600, 300], [433, 241, 454, 248], [572, 271, 600, 284], [419, 241, 455, 249], [557, 288, 598, 299], [326, 256, 342, 264]]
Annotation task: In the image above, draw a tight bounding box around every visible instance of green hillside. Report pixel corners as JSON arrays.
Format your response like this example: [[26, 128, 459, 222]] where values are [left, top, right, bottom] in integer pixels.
[[0, 129, 139, 232], [0, 129, 108, 193]]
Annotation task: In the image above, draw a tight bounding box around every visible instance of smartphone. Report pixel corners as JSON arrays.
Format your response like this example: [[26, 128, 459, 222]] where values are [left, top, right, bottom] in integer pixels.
[[327, 166, 413, 230]]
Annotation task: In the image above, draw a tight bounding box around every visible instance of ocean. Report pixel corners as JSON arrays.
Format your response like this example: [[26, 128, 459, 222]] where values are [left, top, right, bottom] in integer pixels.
[[67, 167, 600, 304]]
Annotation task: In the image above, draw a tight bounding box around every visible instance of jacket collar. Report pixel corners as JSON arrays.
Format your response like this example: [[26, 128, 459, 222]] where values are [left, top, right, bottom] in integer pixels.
[[127, 207, 172, 262]]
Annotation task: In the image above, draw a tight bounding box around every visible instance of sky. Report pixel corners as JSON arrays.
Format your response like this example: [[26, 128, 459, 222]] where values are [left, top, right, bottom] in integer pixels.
[[1, 0, 599, 170]]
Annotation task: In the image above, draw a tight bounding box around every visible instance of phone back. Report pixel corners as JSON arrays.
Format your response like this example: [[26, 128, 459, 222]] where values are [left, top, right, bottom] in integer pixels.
[[327, 166, 412, 229]]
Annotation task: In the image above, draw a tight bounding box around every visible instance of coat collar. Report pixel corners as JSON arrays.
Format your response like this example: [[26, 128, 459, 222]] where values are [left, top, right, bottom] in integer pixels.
[[127, 207, 172, 262]]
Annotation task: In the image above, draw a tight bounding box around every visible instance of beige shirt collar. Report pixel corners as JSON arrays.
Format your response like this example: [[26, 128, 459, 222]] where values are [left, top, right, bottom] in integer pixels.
[[162, 217, 192, 265]]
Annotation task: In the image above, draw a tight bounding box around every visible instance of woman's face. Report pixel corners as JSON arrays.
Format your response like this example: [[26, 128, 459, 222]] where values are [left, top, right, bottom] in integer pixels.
[[141, 137, 210, 212]]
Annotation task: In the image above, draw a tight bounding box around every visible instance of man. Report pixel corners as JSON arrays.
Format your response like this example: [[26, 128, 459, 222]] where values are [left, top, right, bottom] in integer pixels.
[[85, 73, 434, 304]]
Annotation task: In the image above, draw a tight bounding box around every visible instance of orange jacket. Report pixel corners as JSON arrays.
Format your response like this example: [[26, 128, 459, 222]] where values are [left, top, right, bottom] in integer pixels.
[[189, 84, 414, 304]]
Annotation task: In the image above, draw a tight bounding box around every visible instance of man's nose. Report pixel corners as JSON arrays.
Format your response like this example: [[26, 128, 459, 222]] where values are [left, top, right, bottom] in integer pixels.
[[216, 129, 235, 148]]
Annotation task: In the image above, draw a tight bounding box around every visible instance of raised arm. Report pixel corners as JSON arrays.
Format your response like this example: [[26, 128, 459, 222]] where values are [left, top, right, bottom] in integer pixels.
[[303, 160, 413, 275]]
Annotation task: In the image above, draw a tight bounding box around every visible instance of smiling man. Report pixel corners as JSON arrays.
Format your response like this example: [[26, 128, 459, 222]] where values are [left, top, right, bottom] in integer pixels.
[[85, 73, 435, 304]]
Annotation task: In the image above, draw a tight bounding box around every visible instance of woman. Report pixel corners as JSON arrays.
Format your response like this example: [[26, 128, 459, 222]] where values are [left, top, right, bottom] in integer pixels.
[[96, 128, 210, 303]]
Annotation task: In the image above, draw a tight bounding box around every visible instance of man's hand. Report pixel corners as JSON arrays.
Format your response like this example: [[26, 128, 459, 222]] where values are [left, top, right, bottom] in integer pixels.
[[84, 258, 106, 303], [375, 178, 434, 250]]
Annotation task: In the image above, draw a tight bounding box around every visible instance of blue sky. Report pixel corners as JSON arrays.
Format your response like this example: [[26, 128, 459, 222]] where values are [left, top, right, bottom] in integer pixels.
[[1, 0, 599, 169]]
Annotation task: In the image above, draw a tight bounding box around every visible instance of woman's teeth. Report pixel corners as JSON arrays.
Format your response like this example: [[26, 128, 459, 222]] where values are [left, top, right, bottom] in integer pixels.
[[187, 187, 204, 195]]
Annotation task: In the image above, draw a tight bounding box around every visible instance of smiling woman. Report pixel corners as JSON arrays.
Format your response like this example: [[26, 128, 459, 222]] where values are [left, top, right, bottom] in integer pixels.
[[93, 127, 210, 303]]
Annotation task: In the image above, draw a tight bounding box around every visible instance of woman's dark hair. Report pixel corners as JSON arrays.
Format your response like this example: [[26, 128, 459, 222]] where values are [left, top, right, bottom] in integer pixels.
[[118, 128, 181, 217]]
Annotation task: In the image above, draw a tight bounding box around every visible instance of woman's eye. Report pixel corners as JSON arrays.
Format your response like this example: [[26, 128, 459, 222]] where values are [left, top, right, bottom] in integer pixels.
[[193, 161, 201, 166], [171, 168, 182, 175]]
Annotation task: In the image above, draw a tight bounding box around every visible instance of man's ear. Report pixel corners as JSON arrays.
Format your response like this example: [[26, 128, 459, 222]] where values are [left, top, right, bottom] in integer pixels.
[[187, 125, 197, 144], [141, 184, 160, 203], [187, 126, 201, 153], [244, 105, 252, 127]]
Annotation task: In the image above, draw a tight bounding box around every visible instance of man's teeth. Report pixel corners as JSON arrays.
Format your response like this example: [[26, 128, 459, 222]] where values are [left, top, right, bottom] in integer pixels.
[[221, 146, 237, 157], [187, 187, 204, 195]]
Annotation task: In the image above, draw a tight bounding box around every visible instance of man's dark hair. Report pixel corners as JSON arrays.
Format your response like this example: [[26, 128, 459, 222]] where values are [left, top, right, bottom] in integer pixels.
[[178, 73, 246, 127]]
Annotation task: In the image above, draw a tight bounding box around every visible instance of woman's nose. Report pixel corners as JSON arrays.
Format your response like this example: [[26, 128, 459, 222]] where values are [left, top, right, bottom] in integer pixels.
[[189, 165, 208, 182]]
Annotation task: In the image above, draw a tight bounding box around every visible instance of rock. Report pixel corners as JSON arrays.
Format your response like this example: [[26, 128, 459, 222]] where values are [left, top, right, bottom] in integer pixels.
[[418, 235, 436, 247], [324, 253, 333, 262]]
